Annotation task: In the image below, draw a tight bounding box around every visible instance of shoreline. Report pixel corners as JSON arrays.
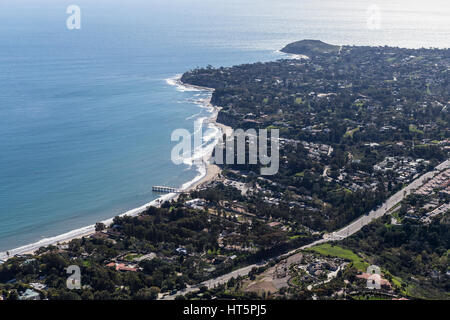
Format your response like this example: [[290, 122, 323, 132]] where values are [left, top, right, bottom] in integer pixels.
[[274, 49, 310, 60], [178, 75, 233, 192], [0, 75, 230, 262]]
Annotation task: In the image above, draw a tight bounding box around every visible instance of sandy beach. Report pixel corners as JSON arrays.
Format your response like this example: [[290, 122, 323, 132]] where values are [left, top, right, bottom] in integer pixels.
[[179, 78, 233, 194], [175, 75, 233, 193], [0, 191, 177, 259], [0, 75, 230, 262]]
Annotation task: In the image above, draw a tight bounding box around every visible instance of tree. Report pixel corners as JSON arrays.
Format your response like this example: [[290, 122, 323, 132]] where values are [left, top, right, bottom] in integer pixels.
[[95, 222, 106, 232], [7, 290, 18, 300], [135, 286, 160, 300]]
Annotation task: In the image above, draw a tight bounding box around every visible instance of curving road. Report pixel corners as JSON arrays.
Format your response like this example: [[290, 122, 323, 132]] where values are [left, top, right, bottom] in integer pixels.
[[161, 159, 449, 300]]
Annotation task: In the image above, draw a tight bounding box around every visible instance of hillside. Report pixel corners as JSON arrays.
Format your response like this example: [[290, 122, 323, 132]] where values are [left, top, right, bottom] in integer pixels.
[[281, 39, 340, 56]]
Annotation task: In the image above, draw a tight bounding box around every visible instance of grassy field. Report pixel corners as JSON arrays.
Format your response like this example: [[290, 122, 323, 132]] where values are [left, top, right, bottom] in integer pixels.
[[294, 171, 305, 177], [344, 127, 360, 138], [124, 253, 143, 261], [306, 243, 369, 271], [295, 97, 303, 105], [409, 124, 424, 134]]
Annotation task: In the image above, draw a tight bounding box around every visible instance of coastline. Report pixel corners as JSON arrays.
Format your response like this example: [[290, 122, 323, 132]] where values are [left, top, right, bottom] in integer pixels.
[[178, 75, 233, 192], [170, 74, 233, 194], [0, 191, 178, 260], [0, 74, 230, 262], [274, 49, 310, 60]]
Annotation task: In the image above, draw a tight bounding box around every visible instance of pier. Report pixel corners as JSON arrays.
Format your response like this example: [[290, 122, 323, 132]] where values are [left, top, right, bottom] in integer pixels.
[[152, 186, 181, 193]]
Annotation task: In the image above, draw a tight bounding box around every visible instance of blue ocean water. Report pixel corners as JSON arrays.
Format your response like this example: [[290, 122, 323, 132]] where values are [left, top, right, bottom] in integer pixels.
[[0, 0, 448, 251]]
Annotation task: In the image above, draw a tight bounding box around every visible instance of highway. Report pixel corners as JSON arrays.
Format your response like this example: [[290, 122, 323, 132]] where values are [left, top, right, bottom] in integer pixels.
[[328, 158, 449, 241], [160, 159, 449, 300]]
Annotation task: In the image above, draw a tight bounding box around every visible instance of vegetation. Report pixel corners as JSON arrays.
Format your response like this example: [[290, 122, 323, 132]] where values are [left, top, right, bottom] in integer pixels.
[[1, 41, 448, 300], [307, 243, 369, 271], [281, 40, 340, 56]]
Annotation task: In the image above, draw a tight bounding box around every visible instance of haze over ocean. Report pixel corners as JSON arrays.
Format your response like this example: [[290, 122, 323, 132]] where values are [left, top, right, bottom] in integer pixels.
[[0, 0, 448, 251]]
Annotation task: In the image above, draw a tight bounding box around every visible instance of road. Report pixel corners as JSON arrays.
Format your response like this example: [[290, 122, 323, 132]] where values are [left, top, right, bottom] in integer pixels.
[[161, 263, 264, 300], [160, 159, 449, 300], [327, 158, 449, 241]]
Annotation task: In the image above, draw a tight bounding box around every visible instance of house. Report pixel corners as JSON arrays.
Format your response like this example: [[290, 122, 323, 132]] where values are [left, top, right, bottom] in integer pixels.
[[106, 262, 138, 272], [57, 244, 69, 250], [20, 258, 37, 267], [176, 247, 188, 255], [106, 229, 122, 238], [19, 289, 40, 300], [92, 231, 109, 240], [268, 222, 281, 228], [185, 198, 206, 210], [30, 282, 48, 291]]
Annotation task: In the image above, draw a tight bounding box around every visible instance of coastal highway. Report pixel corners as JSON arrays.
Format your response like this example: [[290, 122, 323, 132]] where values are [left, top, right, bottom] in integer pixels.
[[161, 158, 449, 300], [161, 263, 266, 300], [326, 158, 449, 241]]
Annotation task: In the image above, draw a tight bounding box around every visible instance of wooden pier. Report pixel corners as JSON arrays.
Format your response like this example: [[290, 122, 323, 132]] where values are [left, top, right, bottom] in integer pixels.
[[152, 186, 181, 193]]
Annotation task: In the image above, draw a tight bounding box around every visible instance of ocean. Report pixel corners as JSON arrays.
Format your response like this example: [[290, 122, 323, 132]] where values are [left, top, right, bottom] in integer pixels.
[[0, 0, 448, 252]]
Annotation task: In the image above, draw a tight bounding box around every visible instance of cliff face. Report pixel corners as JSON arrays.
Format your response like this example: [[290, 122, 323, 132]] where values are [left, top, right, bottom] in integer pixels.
[[281, 39, 340, 56]]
